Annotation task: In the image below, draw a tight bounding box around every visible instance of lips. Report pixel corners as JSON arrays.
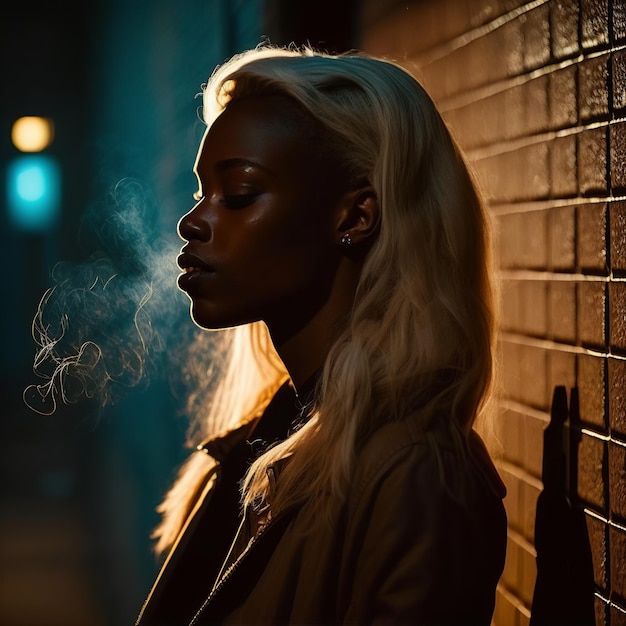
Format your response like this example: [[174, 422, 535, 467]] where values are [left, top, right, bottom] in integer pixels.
[[177, 251, 215, 273], [177, 250, 215, 292]]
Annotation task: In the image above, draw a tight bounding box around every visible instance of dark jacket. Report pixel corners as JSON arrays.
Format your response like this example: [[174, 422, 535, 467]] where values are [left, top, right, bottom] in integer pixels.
[[137, 385, 507, 626]]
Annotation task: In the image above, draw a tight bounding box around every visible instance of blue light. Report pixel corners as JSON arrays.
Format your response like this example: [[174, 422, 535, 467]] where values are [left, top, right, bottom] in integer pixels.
[[17, 166, 47, 201], [6, 155, 61, 231]]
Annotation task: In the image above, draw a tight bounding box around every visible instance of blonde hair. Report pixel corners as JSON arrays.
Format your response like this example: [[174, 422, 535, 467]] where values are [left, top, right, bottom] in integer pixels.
[[153, 44, 497, 554]]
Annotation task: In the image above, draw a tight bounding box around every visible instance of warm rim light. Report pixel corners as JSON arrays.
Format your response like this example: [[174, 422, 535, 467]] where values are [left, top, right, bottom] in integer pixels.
[[11, 116, 55, 152]]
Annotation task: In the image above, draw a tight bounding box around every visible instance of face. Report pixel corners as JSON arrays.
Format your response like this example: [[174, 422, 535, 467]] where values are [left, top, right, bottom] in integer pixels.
[[177, 95, 347, 339]]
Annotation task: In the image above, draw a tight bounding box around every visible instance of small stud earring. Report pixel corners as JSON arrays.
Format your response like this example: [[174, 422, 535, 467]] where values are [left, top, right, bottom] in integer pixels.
[[341, 233, 352, 246]]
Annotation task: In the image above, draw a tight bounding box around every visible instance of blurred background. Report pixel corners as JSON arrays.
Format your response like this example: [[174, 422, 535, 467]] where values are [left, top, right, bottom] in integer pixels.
[[0, 1, 359, 624]]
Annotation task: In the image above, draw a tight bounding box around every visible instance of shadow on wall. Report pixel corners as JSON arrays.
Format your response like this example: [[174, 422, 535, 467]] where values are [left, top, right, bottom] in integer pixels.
[[530, 386, 595, 626]]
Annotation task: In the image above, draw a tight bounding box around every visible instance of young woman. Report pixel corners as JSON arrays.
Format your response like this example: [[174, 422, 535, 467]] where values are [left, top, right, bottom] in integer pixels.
[[136, 44, 507, 625]]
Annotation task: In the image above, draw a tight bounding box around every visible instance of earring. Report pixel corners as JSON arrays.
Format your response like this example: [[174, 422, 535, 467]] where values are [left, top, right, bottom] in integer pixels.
[[341, 233, 352, 246]]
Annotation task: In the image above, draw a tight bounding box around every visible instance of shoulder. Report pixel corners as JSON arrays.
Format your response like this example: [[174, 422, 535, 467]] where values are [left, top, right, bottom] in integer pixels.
[[348, 415, 506, 516], [338, 417, 508, 625]]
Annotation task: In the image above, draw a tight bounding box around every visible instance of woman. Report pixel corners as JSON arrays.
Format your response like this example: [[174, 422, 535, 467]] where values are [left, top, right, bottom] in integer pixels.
[[136, 44, 507, 625]]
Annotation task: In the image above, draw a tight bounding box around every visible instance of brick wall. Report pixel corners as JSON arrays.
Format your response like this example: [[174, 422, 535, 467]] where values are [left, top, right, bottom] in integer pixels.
[[359, 1, 625, 624]]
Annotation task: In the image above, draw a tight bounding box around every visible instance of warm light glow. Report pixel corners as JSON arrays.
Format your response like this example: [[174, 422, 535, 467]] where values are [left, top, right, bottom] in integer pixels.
[[11, 116, 55, 152]]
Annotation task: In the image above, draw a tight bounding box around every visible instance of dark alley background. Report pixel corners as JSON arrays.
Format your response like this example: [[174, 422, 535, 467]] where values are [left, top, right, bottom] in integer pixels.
[[0, 1, 360, 624]]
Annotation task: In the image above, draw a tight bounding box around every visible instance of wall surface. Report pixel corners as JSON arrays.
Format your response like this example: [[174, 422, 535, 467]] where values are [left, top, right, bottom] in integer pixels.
[[360, 1, 625, 624]]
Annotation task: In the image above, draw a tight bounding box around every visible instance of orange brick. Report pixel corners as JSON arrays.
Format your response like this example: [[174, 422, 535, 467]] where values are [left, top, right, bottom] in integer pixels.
[[549, 65, 578, 130], [441, 0, 470, 42], [480, 144, 551, 203], [549, 134, 578, 198], [578, 127, 608, 195], [360, 2, 435, 58], [577, 432, 607, 512], [614, 50, 626, 112], [611, 201, 626, 273], [548, 205, 576, 271], [610, 524, 626, 598], [524, 143, 551, 202], [616, 0, 626, 42], [611, 122, 626, 192], [519, 344, 549, 410], [585, 513, 608, 589], [495, 213, 522, 270], [503, 85, 525, 141], [519, 280, 547, 337], [518, 541, 537, 606], [500, 279, 521, 332], [524, 75, 549, 135], [608, 357, 626, 436], [577, 203, 608, 274], [610, 282, 626, 352], [500, 16, 525, 78], [523, 210, 549, 270], [580, 0, 610, 50], [550, 0, 580, 59], [548, 349, 576, 397], [422, 29, 507, 99], [578, 53, 610, 121], [548, 282, 577, 343], [479, 95, 505, 146], [501, 534, 522, 590], [500, 407, 523, 466], [577, 280, 607, 348], [521, 4, 550, 71], [596, 597, 609, 626], [494, 588, 520, 626], [609, 442, 626, 519], [522, 480, 541, 543], [522, 412, 547, 479], [492, 213, 507, 268], [501, 339, 522, 403], [577, 352, 607, 429], [502, 468, 523, 534]]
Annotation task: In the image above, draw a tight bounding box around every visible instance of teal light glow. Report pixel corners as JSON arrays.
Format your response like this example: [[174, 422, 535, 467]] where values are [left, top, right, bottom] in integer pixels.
[[6, 155, 60, 231]]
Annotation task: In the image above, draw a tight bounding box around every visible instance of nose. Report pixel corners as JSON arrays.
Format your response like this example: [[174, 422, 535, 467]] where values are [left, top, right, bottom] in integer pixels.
[[177, 198, 211, 242]]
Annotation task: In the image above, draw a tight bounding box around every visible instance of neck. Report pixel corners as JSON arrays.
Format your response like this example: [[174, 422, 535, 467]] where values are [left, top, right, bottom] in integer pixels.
[[267, 260, 360, 393]]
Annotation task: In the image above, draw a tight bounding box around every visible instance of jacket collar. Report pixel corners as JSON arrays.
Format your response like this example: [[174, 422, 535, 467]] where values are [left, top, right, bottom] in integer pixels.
[[196, 416, 260, 463], [196, 379, 300, 464]]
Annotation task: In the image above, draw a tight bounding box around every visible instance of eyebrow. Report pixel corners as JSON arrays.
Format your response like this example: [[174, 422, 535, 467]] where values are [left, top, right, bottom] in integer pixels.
[[213, 157, 273, 175], [193, 157, 272, 179], [193, 157, 273, 182]]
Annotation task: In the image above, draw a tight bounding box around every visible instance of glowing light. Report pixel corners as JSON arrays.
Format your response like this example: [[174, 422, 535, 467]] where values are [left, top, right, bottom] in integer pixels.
[[6, 155, 61, 231], [17, 166, 46, 201], [11, 116, 55, 152]]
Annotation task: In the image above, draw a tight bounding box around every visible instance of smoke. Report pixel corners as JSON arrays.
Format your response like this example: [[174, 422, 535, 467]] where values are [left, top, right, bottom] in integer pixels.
[[24, 177, 192, 416]]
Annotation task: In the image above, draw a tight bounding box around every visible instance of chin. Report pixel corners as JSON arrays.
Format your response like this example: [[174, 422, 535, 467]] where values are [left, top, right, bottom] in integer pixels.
[[188, 302, 256, 332], [189, 310, 229, 332]]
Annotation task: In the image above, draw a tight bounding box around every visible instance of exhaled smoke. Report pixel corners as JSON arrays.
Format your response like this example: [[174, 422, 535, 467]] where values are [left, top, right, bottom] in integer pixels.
[[24, 177, 190, 416]]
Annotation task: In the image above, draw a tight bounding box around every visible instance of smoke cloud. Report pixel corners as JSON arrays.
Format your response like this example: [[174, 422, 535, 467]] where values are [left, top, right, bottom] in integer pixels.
[[24, 177, 192, 416]]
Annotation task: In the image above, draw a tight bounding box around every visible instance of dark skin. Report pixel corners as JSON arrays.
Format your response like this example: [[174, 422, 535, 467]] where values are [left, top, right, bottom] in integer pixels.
[[177, 95, 378, 392]]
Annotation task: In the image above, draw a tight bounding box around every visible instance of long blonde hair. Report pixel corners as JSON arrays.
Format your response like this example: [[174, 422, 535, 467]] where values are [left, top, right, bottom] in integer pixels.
[[153, 44, 497, 554]]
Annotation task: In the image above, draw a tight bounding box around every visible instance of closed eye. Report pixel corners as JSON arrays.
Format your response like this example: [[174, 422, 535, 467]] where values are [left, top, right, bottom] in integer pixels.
[[221, 194, 259, 209]]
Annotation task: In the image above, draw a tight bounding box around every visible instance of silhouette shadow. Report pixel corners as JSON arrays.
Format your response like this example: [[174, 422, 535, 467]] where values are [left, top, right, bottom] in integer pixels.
[[530, 386, 595, 625]]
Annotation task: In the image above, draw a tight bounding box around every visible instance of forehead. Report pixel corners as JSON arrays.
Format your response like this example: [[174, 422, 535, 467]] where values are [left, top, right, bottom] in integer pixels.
[[196, 95, 319, 172]]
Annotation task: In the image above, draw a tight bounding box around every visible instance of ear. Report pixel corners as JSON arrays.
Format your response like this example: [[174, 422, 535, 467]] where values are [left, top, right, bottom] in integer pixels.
[[335, 186, 380, 247]]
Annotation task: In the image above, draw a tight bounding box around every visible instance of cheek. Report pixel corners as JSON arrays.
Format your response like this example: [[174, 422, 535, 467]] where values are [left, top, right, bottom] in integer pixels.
[[266, 193, 334, 252], [236, 199, 328, 266], [257, 224, 334, 280]]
